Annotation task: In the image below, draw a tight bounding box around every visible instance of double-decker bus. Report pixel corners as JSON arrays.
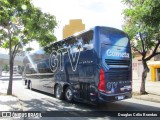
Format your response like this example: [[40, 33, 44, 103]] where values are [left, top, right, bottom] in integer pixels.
[[23, 26, 132, 104]]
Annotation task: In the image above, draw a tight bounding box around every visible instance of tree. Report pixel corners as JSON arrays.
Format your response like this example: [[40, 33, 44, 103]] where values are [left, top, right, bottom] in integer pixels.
[[2, 64, 9, 71], [122, 0, 160, 94], [0, 0, 57, 95]]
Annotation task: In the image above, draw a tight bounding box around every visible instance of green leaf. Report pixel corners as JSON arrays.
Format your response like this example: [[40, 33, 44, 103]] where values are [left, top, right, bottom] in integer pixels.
[[122, 0, 160, 60]]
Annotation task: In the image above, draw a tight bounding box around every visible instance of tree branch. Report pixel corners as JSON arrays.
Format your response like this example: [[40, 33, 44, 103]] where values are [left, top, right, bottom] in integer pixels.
[[12, 42, 20, 60], [139, 32, 146, 57], [131, 44, 143, 55], [6, 26, 13, 62], [155, 52, 160, 56], [145, 41, 160, 61]]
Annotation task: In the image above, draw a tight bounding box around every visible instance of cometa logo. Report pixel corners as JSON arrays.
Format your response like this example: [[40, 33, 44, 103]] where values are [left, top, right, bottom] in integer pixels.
[[106, 49, 129, 58]]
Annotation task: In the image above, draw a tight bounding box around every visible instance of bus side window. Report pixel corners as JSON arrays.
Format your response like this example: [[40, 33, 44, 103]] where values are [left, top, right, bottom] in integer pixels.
[[77, 30, 94, 51], [70, 45, 79, 54], [23, 66, 26, 76], [25, 64, 31, 74], [83, 43, 93, 51]]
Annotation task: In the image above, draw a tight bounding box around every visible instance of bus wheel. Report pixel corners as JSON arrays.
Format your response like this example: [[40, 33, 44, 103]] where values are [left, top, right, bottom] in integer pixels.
[[65, 87, 73, 102], [27, 80, 32, 90], [55, 84, 64, 100], [25, 80, 27, 85]]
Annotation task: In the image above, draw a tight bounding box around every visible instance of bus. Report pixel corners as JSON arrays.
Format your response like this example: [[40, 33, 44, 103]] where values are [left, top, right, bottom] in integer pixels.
[[23, 26, 132, 104], [13, 66, 23, 75]]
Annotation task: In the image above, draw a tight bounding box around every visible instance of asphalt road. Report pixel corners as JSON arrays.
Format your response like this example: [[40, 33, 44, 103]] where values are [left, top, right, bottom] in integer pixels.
[[1, 79, 160, 120]]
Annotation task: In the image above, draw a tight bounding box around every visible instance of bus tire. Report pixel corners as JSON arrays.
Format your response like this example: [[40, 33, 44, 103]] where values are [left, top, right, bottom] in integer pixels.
[[65, 86, 73, 102], [27, 80, 32, 90], [25, 80, 27, 86], [55, 84, 64, 100]]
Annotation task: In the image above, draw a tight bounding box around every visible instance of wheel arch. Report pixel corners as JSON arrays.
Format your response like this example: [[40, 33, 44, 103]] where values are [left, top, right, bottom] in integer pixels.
[[63, 84, 70, 92], [54, 82, 70, 94], [54, 83, 59, 93]]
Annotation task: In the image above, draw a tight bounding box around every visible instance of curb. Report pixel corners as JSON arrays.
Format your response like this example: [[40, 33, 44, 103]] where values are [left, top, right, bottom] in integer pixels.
[[133, 94, 160, 103], [0, 77, 22, 80]]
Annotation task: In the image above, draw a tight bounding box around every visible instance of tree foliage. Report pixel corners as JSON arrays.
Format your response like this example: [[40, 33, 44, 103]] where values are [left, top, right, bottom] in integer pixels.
[[122, 0, 160, 94], [0, 0, 57, 95], [2, 64, 9, 71]]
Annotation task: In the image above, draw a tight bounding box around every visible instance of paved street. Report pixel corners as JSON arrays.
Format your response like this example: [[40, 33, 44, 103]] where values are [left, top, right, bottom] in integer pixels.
[[0, 79, 160, 120], [14, 81, 160, 111]]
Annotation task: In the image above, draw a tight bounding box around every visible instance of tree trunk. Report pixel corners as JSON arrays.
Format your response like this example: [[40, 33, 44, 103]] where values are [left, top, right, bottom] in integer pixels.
[[7, 33, 13, 95], [140, 61, 148, 95], [7, 58, 14, 95]]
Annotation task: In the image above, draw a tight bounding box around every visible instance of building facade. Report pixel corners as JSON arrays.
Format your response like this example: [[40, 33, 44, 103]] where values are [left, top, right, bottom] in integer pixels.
[[63, 19, 85, 39], [132, 52, 160, 82], [0, 52, 24, 75], [148, 54, 160, 82]]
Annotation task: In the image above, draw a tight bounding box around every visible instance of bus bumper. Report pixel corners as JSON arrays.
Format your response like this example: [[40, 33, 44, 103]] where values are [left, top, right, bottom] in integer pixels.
[[98, 92, 132, 103]]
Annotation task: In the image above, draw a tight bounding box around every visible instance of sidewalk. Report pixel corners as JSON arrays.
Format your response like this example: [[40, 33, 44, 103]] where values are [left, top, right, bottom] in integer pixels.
[[0, 95, 22, 111], [132, 79, 160, 103], [0, 78, 160, 112], [0, 79, 22, 111]]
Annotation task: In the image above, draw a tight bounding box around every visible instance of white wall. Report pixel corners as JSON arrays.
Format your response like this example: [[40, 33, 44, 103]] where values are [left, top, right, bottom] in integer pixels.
[[132, 59, 151, 81]]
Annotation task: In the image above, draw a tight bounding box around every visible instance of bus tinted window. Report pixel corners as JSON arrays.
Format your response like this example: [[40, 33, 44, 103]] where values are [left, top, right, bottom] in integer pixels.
[[77, 30, 94, 51], [44, 30, 94, 54], [25, 63, 37, 74], [99, 27, 129, 47]]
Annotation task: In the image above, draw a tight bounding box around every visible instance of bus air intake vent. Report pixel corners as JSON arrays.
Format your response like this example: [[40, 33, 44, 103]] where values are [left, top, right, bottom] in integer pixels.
[[105, 59, 130, 66], [108, 71, 129, 81]]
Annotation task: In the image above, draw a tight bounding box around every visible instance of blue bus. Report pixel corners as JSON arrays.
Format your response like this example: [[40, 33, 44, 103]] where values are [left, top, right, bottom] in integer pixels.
[[23, 26, 132, 104]]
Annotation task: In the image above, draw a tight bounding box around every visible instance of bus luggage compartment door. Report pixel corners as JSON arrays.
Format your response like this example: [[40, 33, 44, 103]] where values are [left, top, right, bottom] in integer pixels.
[[79, 82, 90, 101]]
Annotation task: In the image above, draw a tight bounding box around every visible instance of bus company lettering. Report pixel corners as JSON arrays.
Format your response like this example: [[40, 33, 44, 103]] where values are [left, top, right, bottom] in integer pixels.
[[49, 47, 81, 72], [106, 49, 129, 58]]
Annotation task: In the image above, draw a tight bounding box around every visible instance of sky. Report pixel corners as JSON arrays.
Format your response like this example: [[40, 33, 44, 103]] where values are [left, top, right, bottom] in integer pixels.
[[32, 0, 125, 41], [0, 0, 125, 54], [0, 0, 126, 54]]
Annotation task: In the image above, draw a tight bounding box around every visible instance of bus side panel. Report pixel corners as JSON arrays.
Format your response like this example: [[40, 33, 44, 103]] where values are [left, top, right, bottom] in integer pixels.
[[78, 50, 95, 101], [25, 64, 40, 90]]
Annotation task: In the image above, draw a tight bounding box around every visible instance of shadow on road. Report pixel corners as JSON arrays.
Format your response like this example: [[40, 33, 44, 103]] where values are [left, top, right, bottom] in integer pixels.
[[18, 89, 160, 120]]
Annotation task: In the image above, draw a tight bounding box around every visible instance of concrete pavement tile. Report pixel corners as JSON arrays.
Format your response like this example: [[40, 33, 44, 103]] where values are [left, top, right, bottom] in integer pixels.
[[0, 95, 22, 111]]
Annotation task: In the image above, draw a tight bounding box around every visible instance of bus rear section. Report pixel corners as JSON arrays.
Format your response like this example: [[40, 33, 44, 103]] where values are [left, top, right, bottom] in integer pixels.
[[97, 27, 132, 103]]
